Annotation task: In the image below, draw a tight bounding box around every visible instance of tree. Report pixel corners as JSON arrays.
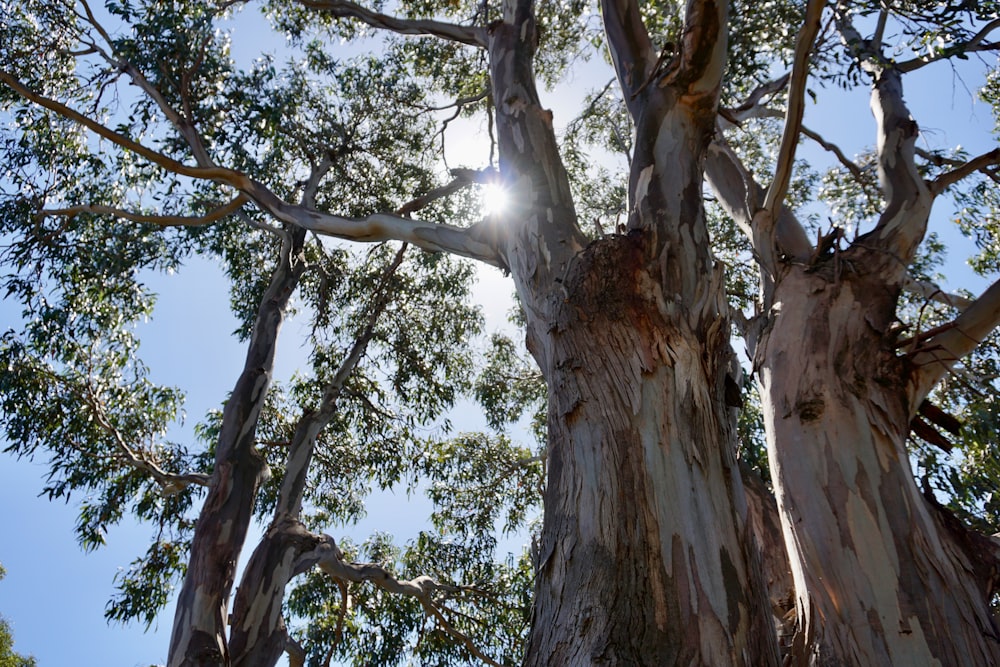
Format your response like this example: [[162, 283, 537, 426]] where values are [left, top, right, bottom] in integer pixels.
[[2, 0, 1000, 666]]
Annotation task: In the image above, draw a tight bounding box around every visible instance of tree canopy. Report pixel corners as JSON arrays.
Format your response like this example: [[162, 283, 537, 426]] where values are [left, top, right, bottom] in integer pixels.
[[2, 0, 1000, 665]]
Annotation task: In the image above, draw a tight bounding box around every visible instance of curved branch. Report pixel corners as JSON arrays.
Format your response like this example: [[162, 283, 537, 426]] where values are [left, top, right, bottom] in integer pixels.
[[38, 195, 249, 227], [929, 148, 1000, 196], [244, 179, 504, 266], [897, 18, 1000, 73], [909, 276, 1000, 404], [297, 0, 487, 47], [799, 125, 864, 182], [305, 533, 503, 667], [903, 274, 974, 311]]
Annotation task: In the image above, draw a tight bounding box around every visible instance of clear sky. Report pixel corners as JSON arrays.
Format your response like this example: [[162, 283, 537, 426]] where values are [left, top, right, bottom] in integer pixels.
[[1, 4, 997, 666]]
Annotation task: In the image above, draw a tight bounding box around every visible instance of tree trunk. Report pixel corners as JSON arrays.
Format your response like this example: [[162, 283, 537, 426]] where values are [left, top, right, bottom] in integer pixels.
[[757, 257, 1000, 666], [167, 229, 307, 667], [522, 234, 779, 665], [484, 2, 777, 662]]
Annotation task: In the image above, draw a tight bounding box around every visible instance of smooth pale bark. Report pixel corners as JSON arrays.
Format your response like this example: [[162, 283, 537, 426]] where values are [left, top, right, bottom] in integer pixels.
[[757, 258, 1000, 666]]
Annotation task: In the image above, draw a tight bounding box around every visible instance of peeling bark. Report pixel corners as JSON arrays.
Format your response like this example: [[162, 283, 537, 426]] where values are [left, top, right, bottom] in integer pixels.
[[523, 235, 778, 665], [757, 255, 1000, 666]]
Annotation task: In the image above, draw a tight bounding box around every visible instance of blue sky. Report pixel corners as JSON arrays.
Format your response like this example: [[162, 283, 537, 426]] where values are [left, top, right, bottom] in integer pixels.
[[1, 5, 998, 666]]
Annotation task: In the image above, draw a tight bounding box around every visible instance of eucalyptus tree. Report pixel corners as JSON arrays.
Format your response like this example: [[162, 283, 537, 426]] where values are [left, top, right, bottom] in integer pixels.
[[3, 1, 1000, 667]]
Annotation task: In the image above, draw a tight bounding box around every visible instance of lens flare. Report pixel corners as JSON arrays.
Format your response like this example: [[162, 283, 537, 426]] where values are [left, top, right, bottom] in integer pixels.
[[481, 183, 508, 217]]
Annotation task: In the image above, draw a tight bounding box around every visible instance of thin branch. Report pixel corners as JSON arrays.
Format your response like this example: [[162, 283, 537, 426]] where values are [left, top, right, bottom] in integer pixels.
[[418, 90, 489, 113], [398, 168, 498, 216], [78, 0, 216, 167], [760, 0, 825, 220], [0, 71, 237, 182], [903, 274, 974, 311], [37, 194, 249, 228], [929, 148, 1000, 195], [910, 276, 1000, 404], [307, 534, 503, 667], [297, 0, 487, 47], [897, 18, 1000, 73], [799, 125, 864, 181], [80, 386, 211, 495]]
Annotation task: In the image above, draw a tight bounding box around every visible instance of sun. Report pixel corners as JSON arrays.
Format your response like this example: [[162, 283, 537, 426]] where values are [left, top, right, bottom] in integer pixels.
[[481, 182, 509, 217]]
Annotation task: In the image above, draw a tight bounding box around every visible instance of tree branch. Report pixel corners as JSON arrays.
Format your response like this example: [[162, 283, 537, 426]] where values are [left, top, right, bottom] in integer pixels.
[[37, 195, 249, 228], [77, 0, 217, 168], [0, 70, 237, 182], [600, 0, 655, 112], [903, 274, 974, 311], [276, 244, 407, 518], [760, 0, 825, 221], [897, 18, 1000, 73], [718, 73, 790, 125], [305, 533, 503, 667], [3, 71, 504, 265], [909, 277, 1000, 404], [297, 0, 487, 47], [672, 0, 730, 95], [834, 2, 932, 264], [799, 125, 865, 182], [704, 138, 813, 265], [929, 148, 1000, 196], [80, 382, 211, 496]]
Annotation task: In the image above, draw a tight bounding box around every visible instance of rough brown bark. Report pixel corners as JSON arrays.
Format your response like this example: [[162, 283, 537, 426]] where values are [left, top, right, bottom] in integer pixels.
[[757, 254, 1000, 666]]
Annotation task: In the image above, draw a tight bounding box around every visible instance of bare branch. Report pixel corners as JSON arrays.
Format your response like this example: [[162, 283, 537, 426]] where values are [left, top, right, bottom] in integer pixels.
[[909, 277, 1000, 404], [600, 0, 656, 113], [38, 195, 249, 228], [799, 125, 864, 182], [398, 168, 498, 216], [903, 274, 974, 311], [297, 0, 487, 47], [307, 533, 503, 667], [760, 0, 825, 221], [718, 73, 789, 125], [897, 18, 1000, 73], [929, 148, 1000, 196]]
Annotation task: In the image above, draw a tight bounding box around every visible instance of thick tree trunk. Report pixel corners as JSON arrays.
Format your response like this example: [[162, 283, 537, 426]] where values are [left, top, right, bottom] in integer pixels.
[[758, 258, 1000, 666], [484, 2, 776, 662], [522, 234, 779, 665]]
